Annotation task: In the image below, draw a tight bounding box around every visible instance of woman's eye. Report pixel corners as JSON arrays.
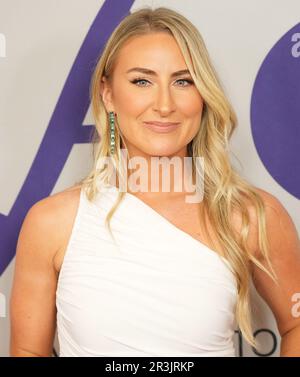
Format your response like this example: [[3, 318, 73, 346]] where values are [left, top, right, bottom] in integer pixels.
[[176, 79, 194, 86], [130, 78, 193, 87], [131, 78, 150, 87]]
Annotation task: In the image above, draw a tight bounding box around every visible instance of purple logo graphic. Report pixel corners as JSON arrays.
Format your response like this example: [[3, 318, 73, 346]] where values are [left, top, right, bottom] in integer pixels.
[[0, 0, 135, 276], [251, 23, 300, 200]]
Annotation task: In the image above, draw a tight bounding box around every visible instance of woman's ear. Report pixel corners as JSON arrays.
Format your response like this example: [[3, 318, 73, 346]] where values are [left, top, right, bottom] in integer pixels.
[[100, 76, 114, 111], [99, 76, 106, 97]]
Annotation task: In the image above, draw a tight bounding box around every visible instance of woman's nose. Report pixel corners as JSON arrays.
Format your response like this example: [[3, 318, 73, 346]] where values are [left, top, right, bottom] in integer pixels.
[[152, 86, 176, 113]]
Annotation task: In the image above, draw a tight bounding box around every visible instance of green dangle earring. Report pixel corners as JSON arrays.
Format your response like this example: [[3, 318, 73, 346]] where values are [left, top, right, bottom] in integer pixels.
[[109, 111, 116, 155]]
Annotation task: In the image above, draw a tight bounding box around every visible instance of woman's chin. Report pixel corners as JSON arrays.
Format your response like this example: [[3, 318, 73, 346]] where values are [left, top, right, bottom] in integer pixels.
[[143, 148, 180, 158]]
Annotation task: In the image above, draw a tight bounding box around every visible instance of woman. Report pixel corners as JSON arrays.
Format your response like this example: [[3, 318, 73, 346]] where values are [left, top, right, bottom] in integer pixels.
[[10, 6, 300, 357]]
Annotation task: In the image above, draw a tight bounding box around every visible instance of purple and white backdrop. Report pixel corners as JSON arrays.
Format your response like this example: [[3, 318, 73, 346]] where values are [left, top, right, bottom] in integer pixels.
[[0, 0, 299, 357]]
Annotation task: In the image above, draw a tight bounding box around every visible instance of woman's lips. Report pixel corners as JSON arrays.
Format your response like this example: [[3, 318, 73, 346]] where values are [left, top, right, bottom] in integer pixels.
[[143, 121, 181, 133]]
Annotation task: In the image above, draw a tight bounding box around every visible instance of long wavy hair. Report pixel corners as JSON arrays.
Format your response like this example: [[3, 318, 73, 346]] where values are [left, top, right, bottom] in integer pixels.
[[75, 6, 278, 349]]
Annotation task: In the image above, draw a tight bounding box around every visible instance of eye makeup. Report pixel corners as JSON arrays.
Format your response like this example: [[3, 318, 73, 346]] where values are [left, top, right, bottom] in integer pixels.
[[129, 77, 194, 87]]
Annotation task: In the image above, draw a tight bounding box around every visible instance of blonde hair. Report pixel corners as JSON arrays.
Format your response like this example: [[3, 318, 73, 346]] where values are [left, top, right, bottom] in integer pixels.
[[75, 5, 278, 349]]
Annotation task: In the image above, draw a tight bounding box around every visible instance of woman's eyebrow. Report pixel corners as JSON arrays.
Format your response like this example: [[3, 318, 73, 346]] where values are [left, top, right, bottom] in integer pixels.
[[126, 67, 191, 77]]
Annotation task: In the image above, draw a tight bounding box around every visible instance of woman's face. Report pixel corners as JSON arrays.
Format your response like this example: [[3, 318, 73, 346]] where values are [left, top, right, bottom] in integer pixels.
[[101, 32, 204, 159]]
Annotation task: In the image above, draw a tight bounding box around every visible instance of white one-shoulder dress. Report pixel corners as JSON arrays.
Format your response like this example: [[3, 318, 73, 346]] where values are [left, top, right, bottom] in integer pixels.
[[55, 183, 238, 357]]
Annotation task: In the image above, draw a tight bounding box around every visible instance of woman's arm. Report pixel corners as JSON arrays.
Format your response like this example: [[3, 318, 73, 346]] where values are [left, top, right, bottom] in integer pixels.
[[250, 189, 300, 357], [10, 197, 63, 357]]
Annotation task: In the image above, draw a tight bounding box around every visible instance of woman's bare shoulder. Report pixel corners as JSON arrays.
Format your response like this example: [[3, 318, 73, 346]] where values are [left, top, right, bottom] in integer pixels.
[[248, 186, 291, 224], [26, 184, 83, 273], [32, 184, 82, 223], [241, 186, 296, 259]]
